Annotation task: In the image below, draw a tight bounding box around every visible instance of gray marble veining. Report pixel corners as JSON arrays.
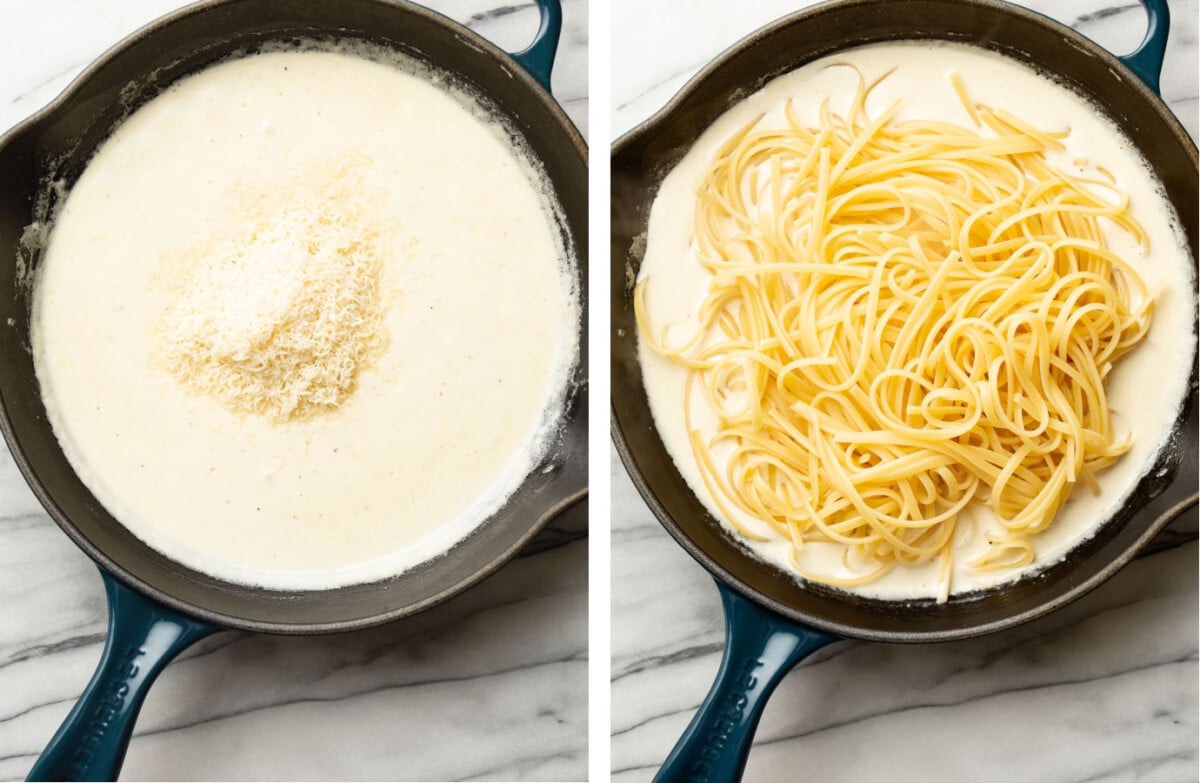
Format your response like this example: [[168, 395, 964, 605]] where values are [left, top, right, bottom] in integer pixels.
[[0, 1, 588, 781], [611, 1, 1198, 781]]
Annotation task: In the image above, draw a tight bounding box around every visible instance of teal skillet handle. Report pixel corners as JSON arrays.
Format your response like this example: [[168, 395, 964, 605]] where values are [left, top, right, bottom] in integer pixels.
[[509, 0, 562, 92], [654, 581, 839, 783], [1120, 0, 1169, 95], [27, 569, 218, 782]]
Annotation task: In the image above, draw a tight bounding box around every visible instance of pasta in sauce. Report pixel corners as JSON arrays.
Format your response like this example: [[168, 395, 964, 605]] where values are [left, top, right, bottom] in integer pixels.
[[636, 45, 1192, 602]]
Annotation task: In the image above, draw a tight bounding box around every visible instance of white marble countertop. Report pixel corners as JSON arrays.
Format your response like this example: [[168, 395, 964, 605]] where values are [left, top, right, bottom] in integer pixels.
[[0, 1, 587, 781], [611, 1, 1198, 781]]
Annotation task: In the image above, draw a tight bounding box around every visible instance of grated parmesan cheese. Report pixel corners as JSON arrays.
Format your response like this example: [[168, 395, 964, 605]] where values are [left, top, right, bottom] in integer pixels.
[[158, 157, 388, 422]]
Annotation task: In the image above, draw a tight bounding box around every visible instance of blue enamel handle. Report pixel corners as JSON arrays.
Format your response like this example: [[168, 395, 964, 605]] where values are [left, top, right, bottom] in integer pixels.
[[1120, 0, 1169, 95], [27, 570, 218, 782], [654, 581, 839, 783], [510, 0, 562, 92]]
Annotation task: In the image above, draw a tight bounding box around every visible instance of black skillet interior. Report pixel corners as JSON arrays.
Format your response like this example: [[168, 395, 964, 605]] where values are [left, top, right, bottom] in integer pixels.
[[0, 0, 587, 633], [611, 0, 1198, 643]]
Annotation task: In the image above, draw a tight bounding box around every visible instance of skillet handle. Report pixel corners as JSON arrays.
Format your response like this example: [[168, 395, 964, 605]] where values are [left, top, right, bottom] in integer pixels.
[[509, 0, 563, 92], [654, 581, 839, 783], [1120, 0, 1169, 95], [27, 569, 217, 782]]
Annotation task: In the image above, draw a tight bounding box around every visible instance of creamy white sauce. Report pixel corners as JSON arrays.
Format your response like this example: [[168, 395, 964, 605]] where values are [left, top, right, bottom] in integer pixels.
[[638, 42, 1195, 600], [32, 49, 577, 590]]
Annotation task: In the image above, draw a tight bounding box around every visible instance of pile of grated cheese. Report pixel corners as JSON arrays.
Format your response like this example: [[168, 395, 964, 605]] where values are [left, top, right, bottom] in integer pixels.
[[158, 158, 388, 422]]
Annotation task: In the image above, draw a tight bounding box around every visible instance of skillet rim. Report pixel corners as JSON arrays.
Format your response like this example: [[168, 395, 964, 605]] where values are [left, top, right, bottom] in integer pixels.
[[0, 0, 589, 635], [610, 0, 1199, 643]]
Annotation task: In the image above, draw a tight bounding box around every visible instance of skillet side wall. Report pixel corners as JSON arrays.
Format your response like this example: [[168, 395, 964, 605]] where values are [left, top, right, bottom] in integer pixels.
[[0, 0, 588, 632], [610, 0, 1199, 642]]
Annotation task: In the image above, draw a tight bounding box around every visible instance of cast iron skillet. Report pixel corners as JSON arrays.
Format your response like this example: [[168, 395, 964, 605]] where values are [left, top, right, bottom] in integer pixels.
[[0, 0, 587, 779], [611, 0, 1197, 780]]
